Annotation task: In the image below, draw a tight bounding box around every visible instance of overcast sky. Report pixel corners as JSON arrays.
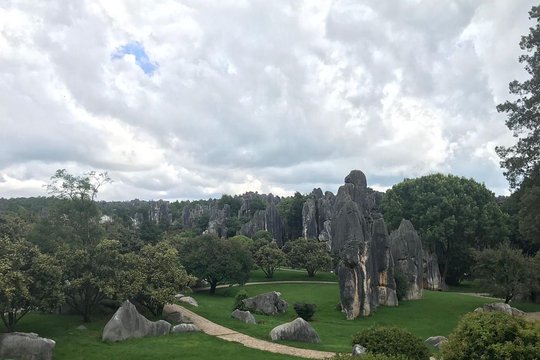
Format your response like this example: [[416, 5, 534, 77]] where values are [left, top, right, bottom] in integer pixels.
[[0, 0, 536, 201]]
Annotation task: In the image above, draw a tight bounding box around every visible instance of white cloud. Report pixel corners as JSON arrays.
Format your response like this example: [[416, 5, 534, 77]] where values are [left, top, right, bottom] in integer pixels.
[[1, 0, 536, 200]]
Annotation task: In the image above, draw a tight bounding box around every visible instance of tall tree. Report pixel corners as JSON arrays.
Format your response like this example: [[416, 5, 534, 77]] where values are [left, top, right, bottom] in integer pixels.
[[382, 174, 510, 285], [180, 235, 252, 294], [283, 238, 332, 277], [495, 6, 540, 189]]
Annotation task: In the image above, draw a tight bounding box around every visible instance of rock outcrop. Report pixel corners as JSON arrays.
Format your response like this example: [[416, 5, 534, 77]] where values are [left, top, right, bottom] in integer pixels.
[[0, 332, 55, 360], [171, 324, 200, 333], [352, 344, 367, 356], [301, 188, 335, 247], [165, 311, 192, 324], [390, 219, 423, 300], [332, 170, 398, 319], [231, 309, 257, 324], [270, 318, 321, 343], [425, 336, 448, 349], [474, 302, 525, 317], [102, 300, 171, 342], [242, 291, 288, 315], [422, 250, 444, 290]]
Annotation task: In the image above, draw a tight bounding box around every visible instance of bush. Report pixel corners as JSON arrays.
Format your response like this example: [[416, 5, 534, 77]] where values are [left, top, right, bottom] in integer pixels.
[[394, 270, 408, 301], [331, 354, 407, 360], [232, 290, 249, 311], [440, 312, 540, 360], [294, 302, 317, 321], [351, 326, 430, 360]]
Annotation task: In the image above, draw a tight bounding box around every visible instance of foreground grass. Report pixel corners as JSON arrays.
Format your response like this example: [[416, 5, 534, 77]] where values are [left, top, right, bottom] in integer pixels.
[[0, 312, 302, 360], [188, 283, 540, 353]]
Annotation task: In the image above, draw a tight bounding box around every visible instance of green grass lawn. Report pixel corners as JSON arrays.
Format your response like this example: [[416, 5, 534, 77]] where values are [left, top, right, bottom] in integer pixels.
[[187, 282, 540, 353], [247, 268, 338, 283], [0, 312, 302, 360]]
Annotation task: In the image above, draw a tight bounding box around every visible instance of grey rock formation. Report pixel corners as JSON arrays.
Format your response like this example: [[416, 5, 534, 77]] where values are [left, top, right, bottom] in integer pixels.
[[352, 344, 367, 356], [242, 291, 288, 315], [422, 249, 444, 290], [239, 194, 286, 245], [474, 302, 525, 316], [390, 219, 424, 300], [231, 309, 257, 324], [270, 318, 321, 343], [302, 196, 318, 239], [171, 324, 200, 333], [178, 296, 198, 307], [207, 204, 230, 238], [332, 170, 398, 319], [148, 200, 172, 226], [102, 300, 171, 342], [0, 332, 55, 360], [425, 336, 448, 349], [165, 311, 192, 324], [301, 189, 335, 248]]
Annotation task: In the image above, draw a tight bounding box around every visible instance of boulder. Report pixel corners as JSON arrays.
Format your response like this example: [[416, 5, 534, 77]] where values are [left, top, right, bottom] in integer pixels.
[[178, 296, 198, 307], [352, 344, 367, 356], [390, 219, 424, 300], [231, 309, 257, 324], [474, 302, 525, 316], [425, 336, 448, 349], [270, 318, 321, 343], [171, 324, 200, 333], [332, 170, 398, 319], [422, 249, 444, 291], [102, 300, 172, 342], [242, 291, 288, 315], [165, 311, 192, 324], [0, 332, 55, 360]]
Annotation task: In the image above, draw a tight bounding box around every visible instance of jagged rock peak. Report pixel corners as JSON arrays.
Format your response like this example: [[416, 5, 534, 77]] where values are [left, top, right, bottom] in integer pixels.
[[344, 170, 367, 188]]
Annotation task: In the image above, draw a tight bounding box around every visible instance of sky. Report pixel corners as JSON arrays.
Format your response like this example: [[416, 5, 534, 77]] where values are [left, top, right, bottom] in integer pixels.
[[0, 0, 536, 201]]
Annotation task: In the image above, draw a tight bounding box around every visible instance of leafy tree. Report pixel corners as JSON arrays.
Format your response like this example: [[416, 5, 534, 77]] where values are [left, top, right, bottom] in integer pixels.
[[253, 230, 273, 242], [254, 242, 286, 278], [277, 192, 306, 240], [472, 243, 531, 303], [283, 238, 332, 277], [180, 235, 253, 293], [381, 174, 510, 285], [0, 237, 63, 331], [495, 6, 540, 189], [46, 169, 111, 247], [134, 241, 195, 316], [218, 194, 243, 216], [59, 239, 142, 322]]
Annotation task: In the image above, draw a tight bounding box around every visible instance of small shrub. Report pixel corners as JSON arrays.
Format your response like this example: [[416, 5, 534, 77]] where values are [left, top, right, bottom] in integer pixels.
[[352, 326, 430, 360], [294, 302, 317, 321], [440, 312, 540, 360], [232, 290, 249, 311], [331, 353, 407, 360], [394, 270, 408, 301]]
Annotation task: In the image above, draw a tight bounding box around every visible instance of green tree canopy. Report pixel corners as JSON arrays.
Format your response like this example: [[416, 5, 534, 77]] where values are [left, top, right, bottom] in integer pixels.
[[0, 237, 63, 331], [283, 238, 332, 277], [472, 243, 532, 303], [496, 6, 540, 189], [381, 174, 510, 285], [180, 235, 253, 293], [254, 242, 286, 278]]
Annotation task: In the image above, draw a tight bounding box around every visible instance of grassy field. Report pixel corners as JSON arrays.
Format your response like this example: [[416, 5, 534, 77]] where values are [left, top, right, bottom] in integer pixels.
[[0, 312, 302, 360], [187, 282, 540, 353]]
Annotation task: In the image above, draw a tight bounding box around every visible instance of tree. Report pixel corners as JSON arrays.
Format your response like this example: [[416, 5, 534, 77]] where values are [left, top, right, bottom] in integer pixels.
[[472, 243, 531, 303], [46, 169, 111, 247], [495, 6, 540, 189], [254, 242, 286, 278], [180, 235, 253, 294], [381, 174, 510, 285], [0, 237, 63, 331], [59, 239, 142, 322], [278, 192, 307, 240], [134, 241, 194, 316], [283, 238, 332, 277]]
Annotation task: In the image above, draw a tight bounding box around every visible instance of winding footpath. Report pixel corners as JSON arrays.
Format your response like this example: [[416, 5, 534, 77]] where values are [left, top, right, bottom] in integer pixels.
[[163, 303, 335, 359]]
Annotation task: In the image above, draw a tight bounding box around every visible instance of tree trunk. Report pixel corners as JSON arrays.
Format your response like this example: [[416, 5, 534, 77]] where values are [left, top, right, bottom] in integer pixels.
[[209, 281, 217, 294]]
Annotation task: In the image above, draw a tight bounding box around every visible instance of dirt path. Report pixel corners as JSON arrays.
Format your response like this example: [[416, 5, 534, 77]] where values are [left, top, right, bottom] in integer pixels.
[[163, 303, 335, 359], [193, 281, 338, 292]]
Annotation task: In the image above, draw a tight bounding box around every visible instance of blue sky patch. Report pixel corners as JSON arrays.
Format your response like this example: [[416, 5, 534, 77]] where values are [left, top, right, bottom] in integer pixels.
[[111, 41, 158, 75]]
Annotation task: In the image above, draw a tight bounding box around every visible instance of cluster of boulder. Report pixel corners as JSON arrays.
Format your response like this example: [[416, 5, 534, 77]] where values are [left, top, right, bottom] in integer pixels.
[[102, 301, 200, 343]]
